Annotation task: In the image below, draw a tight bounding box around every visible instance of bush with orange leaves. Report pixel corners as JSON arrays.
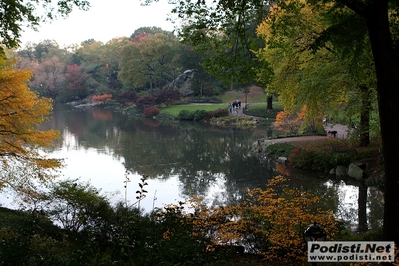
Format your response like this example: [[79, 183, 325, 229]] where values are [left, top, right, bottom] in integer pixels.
[[177, 175, 338, 263], [275, 111, 303, 135], [92, 93, 112, 103]]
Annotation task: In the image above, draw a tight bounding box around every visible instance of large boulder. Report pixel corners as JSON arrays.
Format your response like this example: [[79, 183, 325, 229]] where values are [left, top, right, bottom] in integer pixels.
[[335, 165, 347, 177], [169, 70, 195, 96], [348, 163, 364, 180]]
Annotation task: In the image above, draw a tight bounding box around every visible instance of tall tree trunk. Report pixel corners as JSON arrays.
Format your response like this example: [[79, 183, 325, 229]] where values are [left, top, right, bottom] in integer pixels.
[[359, 85, 371, 147], [364, 1, 399, 243], [266, 95, 273, 109]]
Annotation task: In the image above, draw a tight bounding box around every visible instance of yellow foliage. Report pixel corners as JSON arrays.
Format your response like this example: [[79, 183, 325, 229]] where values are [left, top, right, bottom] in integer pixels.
[[0, 56, 61, 194], [166, 176, 338, 264], [256, 0, 349, 117]]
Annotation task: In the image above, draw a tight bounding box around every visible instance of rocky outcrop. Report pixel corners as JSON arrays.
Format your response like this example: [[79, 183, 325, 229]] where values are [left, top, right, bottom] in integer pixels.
[[169, 70, 195, 96]]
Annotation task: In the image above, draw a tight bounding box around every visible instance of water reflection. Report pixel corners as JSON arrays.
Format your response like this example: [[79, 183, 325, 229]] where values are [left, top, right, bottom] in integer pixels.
[[33, 104, 384, 230]]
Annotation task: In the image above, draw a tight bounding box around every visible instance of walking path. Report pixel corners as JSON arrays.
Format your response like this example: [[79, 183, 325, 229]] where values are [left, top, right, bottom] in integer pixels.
[[228, 106, 349, 142]]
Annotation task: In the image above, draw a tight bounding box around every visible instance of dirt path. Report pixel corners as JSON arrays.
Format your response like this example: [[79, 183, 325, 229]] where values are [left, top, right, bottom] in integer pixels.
[[262, 124, 350, 144]]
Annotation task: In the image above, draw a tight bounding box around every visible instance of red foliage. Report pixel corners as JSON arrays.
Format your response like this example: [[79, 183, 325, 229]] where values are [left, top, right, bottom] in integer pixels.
[[155, 89, 181, 105], [92, 94, 112, 103], [143, 106, 160, 118], [135, 95, 156, 109], [65, 64, 86, 91]]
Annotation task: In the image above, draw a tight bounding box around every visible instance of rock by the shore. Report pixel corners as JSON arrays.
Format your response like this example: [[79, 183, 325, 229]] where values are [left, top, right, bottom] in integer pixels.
[[277, 157, 288, 164], [348, 163, 365, 180], [335, 165, 347, 177]]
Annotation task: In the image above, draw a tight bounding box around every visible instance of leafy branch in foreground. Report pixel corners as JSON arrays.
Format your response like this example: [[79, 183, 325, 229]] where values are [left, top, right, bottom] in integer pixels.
[[0, 56, 61, 196]]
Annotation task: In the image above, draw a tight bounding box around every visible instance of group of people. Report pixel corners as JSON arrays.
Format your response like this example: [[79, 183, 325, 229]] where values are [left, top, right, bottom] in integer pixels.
[[229, 99, 241, 113]]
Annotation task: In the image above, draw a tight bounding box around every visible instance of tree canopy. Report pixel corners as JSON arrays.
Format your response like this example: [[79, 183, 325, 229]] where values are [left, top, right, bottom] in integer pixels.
[[0, 57, 61, 194], [0, 0, 90, 53], [143, 0, 399, 242]]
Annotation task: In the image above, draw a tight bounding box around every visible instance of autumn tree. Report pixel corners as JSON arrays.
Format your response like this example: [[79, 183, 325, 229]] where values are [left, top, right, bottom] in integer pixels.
[[63, 64, 89, 100], [257, 0, 399, 241], [30, 55, 65, 100], [145, 0, 399, 243], [275, 109, 305, 135], [257, 2, 350, 120], [0, 56, 61, 195]]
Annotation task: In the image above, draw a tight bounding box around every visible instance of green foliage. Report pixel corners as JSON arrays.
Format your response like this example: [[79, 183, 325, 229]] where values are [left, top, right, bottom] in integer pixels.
[[244, 105, 282, 119], [288, 147, 331, 171], [204, 108, 229, 120], [0, 0, 90, 53], [161, 104, 227, 117], [0, 174, 341, 266], [42, 179, 113, 234], [0, 207, 69, 266], [287, 143, 359, 171], [178, 109, 207, 121], [265, 143, 296, 158], [171, 0, 270, 87]]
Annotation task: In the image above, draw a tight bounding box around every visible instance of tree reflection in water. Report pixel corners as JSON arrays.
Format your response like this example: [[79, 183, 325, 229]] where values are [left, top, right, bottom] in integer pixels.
[[35, 104, 384, 231]]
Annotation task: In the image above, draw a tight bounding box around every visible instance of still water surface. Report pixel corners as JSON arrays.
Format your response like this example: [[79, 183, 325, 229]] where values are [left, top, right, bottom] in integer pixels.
[[3, 104, 384, 229]]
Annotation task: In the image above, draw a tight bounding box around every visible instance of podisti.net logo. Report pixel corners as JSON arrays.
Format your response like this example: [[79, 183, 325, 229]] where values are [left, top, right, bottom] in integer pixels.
[[307, 241, 394, 262]]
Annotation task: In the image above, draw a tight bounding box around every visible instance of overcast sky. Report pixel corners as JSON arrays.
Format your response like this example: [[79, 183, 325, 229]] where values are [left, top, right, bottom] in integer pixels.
[[20, 0, 176, 47]]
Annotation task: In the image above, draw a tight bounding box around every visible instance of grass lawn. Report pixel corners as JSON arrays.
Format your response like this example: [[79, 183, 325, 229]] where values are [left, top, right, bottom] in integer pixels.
[[161, 104, 228, 116], [244, 102, 284, 119]]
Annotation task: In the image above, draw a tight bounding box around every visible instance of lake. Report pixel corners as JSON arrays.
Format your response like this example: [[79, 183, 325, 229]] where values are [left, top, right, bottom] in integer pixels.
[[1, 103, 384, 230]]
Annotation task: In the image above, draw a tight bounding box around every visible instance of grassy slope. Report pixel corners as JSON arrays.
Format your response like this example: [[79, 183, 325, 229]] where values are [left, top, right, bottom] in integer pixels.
[[161, 86, 279, 117], [161, 104, 228, 116]]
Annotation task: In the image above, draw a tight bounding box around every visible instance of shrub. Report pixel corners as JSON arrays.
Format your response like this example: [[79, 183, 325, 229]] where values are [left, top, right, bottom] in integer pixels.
[[143, 106, 160, 118], [193, 109, 207, 121], [116, 90, 138, 106], [178, 109, 207, 121], [265, 143, 296, 158], [184, 176, 338, 263], [275, 111, 302, 135], [204, 108, 229, 120], [178, 110, 194, 120], [288, 147, 331, 171], [155, 88, 181, 105], [92, 93, 112, 103], [135, 95, 156, 110]]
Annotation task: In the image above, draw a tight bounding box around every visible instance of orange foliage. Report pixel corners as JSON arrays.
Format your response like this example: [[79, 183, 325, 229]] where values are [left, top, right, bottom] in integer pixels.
[[275, 161, 290, 175], [0, 56, 61, 193], [161, 176, 338, 263], [92, 93, 112, 103], [275, 110, 302, 135]]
